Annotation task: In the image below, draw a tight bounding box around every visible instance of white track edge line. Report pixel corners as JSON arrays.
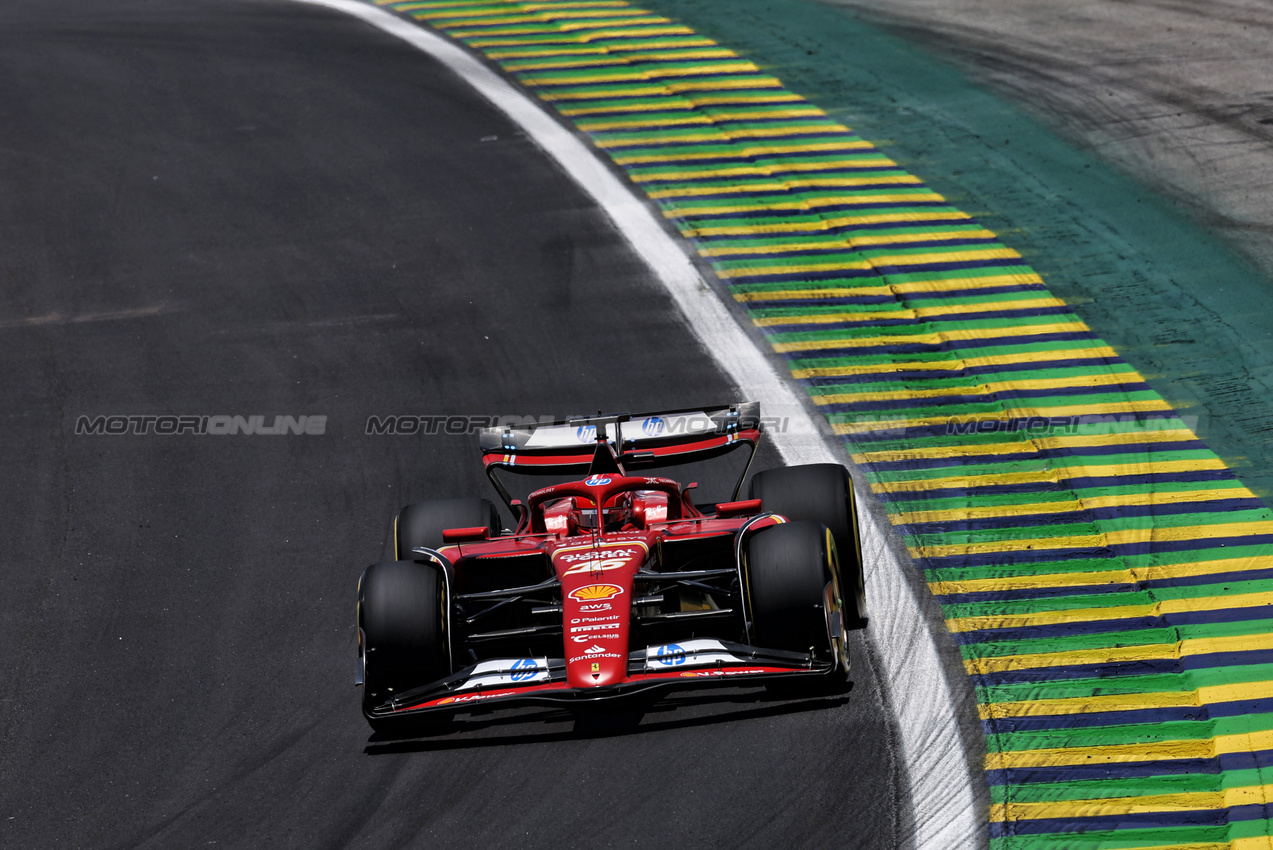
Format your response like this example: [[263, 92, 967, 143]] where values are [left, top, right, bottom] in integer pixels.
[[297, 1, 980, 845]]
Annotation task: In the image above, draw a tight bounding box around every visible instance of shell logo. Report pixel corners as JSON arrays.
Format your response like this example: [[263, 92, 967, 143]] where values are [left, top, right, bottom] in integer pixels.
[[568, 584, 624, 602]]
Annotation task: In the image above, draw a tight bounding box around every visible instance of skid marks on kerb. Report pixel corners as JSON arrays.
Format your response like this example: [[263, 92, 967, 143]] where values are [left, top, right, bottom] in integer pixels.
[[331, 0, 1273, 846], [307, 1, 977, 847]]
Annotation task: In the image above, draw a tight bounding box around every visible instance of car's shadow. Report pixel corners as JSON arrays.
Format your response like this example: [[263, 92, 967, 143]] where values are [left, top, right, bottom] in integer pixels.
[[363, 683, 854, 754]]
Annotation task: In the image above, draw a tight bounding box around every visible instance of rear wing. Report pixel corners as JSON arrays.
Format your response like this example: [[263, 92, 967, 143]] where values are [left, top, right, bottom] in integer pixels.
[[479, 401, 763, 503]]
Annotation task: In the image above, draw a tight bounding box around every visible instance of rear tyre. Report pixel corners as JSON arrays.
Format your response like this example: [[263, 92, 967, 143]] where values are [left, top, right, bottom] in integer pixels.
[[395, 498, 501, 560], [746, 522, 849, 687], [359, 560, 449, 734], [749, 463, 866, 629]]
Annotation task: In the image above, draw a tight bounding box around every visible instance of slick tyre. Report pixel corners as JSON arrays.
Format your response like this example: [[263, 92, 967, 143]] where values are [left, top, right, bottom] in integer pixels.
[[746, 521, 849, 693], [395, 498, 502, 560], [746, 521, 835, 654], [359, 560, 449, 733], [749, 463, 866, 629]]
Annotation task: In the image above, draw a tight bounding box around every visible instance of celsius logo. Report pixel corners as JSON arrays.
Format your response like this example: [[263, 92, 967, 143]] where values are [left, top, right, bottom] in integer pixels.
[[642, 417, 665, 437], [568, 584, 623, 602], [584, 474, 611, 486], [576, 425, 597, 443], [510, 658, 539, 682]]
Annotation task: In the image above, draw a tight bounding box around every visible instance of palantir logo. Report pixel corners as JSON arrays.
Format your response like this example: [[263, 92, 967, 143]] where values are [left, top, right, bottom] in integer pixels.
[[642, 417, 665, 437], [576, 425, 597, 442], [510, 658, 539, 682]]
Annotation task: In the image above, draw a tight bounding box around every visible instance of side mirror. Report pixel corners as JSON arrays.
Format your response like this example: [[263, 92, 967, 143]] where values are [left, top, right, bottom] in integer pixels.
[[715, 499, 762, 519], [442, 526, 490, 543]]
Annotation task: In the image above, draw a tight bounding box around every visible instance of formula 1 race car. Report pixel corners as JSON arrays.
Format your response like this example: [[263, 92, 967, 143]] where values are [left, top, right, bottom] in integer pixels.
[[356, 402, 867, 734]]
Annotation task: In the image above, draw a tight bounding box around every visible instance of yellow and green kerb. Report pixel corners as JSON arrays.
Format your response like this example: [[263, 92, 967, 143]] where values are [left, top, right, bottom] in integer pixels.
[[374, 0, 1273, 846]]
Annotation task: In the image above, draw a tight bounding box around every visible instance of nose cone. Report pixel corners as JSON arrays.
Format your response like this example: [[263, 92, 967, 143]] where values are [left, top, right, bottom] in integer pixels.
[[567, 638, 627, 688], [587, 663, 626, 687], [551, 537, 649, 689]]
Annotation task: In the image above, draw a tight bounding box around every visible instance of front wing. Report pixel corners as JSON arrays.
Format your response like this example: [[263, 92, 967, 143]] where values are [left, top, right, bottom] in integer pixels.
[[364, 639, 841, 721]]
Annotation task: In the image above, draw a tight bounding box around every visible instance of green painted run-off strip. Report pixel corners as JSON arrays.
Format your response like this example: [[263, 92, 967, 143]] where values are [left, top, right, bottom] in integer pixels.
[[373, 0, 1273, 846]]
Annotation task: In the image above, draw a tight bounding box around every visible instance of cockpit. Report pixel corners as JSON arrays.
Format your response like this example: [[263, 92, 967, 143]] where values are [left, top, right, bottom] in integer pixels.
[[529, 480, 680, 537]]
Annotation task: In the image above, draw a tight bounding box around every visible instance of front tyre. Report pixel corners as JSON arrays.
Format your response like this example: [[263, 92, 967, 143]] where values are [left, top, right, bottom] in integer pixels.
[[745, 521, 849, 689], [395, 497, 502, 560], [359, 560, 449, 733], [749, 463, 866, 629]]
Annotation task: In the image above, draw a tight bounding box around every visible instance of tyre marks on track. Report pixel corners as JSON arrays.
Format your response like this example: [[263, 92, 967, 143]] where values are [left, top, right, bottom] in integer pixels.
[[367, 0, 1273, 846]]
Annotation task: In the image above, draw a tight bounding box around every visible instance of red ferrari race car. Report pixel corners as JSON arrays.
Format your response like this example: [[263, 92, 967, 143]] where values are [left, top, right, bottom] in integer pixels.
[[356, 402, 867, 734]]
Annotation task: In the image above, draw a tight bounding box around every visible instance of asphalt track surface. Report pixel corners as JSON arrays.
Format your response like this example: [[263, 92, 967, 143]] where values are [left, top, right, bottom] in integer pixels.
[[823, 0, 1273, 281], [812, 0, 1273, 498], [0, 1, 907, 847]]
